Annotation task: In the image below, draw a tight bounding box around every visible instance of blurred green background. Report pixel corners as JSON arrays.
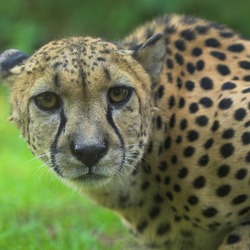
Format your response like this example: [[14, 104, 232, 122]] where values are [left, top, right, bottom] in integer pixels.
[[1, 0, 250, 249], [1, 0, 250, 53]]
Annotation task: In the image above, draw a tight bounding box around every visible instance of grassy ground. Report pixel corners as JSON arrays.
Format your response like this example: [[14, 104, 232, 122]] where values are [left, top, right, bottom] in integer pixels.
[[0, 85, 140, 249]]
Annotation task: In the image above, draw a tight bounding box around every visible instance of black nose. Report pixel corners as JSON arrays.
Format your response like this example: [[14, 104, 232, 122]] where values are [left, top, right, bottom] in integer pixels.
[[70, 141, 108, 168]]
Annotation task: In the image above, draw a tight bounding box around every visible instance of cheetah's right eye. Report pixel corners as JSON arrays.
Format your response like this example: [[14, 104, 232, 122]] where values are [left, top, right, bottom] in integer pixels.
[[34, 92, 60, 111]]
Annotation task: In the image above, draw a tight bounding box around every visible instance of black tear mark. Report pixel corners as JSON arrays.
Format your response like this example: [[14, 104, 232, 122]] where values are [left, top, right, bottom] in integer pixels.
[[50, 106, 67, 176], [106, 103, 125, 172]]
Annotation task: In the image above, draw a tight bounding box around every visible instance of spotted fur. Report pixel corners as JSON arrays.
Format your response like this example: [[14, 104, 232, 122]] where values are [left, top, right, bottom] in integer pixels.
[[2, 14, 250, 249]]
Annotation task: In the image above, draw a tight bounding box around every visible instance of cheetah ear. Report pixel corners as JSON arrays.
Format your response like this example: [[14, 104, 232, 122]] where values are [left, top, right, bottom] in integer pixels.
[[0, 49, 29, 84], [133, 33, 166, 80]]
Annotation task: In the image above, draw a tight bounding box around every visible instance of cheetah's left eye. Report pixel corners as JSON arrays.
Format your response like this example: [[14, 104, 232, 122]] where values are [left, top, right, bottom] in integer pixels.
[[108, 87, 133, 106], [34, 92, 60, 111]]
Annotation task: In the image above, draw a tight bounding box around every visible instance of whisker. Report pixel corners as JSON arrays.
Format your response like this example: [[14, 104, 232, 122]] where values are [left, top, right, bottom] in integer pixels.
[[25, 153, 48, 164]]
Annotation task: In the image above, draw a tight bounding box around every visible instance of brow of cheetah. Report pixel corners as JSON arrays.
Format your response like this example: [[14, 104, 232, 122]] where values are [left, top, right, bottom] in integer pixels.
[[2, 14, 250, 249]]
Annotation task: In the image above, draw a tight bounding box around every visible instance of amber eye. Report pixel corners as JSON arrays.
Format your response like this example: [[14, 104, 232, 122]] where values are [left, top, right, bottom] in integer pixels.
[[108, 87, 132, 106], [34, 92, 60, 111]]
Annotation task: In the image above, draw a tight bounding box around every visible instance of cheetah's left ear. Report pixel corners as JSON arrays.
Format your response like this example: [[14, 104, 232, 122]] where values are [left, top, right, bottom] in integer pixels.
[[133, 33, 166, 80], [0, 49, 29, 85]]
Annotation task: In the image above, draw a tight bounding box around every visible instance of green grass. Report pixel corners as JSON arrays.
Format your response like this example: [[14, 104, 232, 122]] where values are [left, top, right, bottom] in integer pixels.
[[0, 85, 138, 249]]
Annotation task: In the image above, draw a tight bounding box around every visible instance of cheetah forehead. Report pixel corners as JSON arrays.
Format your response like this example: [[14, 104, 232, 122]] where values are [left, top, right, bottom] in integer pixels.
[[4, 36, 144, 96], [26, 37, 124, 71]]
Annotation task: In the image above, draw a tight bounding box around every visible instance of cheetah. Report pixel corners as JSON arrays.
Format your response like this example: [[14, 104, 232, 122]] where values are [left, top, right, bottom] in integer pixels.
[[2, 14, 250, 249]]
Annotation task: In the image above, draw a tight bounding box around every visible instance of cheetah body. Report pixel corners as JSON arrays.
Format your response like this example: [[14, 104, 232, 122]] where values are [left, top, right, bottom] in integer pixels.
[[2, 15, 250, 249]]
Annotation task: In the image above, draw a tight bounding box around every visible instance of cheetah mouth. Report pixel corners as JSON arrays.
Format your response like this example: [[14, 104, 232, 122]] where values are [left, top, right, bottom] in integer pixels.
[[70, 174, 109, 183]]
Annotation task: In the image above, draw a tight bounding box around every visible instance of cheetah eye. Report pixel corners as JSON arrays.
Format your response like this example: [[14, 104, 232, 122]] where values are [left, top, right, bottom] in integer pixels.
[[108, 87, 133, 106], [34, 92, 60, 111]]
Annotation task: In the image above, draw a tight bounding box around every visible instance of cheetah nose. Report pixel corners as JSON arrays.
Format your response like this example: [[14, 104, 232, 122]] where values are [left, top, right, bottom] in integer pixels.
[[70, 141, 108, 168]]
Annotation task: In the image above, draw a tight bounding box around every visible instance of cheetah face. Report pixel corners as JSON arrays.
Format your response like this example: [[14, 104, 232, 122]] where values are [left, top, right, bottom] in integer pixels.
[[0, 35, 165, 188]]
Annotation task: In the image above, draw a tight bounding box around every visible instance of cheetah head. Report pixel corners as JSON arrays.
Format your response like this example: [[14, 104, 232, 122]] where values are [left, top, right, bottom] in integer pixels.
[[0, 34, 165, 189]]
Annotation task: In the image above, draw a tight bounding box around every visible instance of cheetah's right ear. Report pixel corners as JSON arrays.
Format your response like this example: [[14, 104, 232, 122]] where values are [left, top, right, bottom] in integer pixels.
[[133, 33, 166, 81], [0, 49, 29, 85]]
